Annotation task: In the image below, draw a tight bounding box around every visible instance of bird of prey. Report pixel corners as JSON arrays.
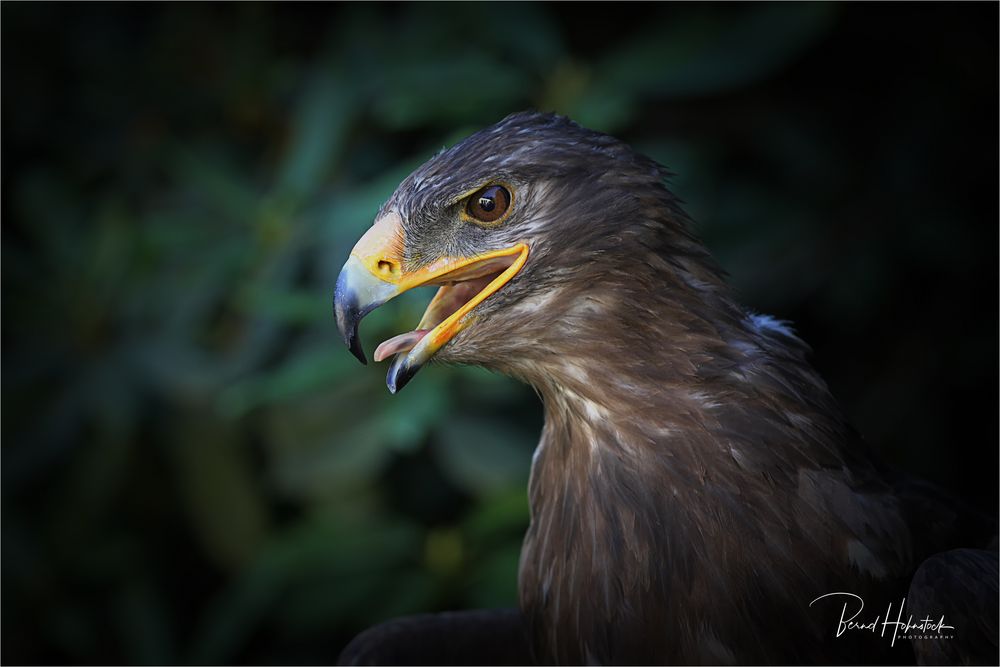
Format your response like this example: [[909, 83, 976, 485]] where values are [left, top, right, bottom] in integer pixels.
[[333, 111, 997, 665]]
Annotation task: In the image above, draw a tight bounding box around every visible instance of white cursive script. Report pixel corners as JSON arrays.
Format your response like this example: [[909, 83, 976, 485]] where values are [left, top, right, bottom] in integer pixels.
[[809, 592, 955, 647]]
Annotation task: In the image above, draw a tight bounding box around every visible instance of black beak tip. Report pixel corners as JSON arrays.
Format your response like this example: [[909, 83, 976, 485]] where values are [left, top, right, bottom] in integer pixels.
[[386, 356, 419, 394], [346, 330, 368, 365], [334, 284, 369, 366], [335, 309, 368, 366]]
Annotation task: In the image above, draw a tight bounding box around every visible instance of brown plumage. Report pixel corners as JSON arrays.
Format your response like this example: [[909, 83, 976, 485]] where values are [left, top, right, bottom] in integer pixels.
[[334, 111, 997, 665]]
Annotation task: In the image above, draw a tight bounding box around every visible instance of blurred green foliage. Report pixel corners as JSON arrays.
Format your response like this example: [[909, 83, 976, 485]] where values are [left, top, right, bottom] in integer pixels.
[[2, 3, 996, 664]]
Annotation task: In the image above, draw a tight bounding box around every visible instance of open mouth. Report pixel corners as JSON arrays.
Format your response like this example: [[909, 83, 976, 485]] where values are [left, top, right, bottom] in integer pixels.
[[374, 250, 525, 362], [333, 228, 529, 393]]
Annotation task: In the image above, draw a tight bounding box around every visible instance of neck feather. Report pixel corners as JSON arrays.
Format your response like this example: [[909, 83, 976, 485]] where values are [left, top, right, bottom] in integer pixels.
[[511, 250, 871, 663]]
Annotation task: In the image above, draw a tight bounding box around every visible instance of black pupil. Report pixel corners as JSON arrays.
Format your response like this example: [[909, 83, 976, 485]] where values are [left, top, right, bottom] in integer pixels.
[[478, 196, 495, 212]]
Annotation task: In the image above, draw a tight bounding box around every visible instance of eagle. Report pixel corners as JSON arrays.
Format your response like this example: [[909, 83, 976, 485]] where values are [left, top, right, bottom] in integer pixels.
[[332, 111, 997, 665]]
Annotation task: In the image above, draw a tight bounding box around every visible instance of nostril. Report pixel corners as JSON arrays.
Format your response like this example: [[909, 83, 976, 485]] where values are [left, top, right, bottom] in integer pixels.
[[377, 260, 397, 276]]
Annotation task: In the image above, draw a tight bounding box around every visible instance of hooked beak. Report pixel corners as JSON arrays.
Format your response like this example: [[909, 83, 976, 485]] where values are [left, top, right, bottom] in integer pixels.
[[333, 211, 528, 393]]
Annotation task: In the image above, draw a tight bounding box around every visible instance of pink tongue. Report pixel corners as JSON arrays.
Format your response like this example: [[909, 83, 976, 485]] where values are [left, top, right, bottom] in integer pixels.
[[374, 330, 430, 362]]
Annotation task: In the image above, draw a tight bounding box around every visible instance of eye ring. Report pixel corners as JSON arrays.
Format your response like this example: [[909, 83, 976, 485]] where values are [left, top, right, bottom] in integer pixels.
[[464, 184, 512, 225]]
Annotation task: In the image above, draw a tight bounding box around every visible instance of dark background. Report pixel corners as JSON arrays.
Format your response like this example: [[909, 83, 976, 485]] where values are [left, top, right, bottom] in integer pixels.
[[2, 2, 997, 664]]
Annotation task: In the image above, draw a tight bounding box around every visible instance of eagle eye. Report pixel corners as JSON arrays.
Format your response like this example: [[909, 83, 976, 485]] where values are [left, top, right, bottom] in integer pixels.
[[465, 185, 511, 224]]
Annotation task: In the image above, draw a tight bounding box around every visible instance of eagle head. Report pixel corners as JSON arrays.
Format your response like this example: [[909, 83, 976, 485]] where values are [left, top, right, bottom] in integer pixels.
[[334, 110, 720, 392], [331, 111, 995, 667]]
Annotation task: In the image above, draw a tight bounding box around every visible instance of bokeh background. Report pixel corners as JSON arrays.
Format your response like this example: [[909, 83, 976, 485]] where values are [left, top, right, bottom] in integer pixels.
[[3, 3, 997, 664]]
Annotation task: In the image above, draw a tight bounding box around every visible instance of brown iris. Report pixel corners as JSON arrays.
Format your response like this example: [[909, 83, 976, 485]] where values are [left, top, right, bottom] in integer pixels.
[[466, 185, 511, 224]]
